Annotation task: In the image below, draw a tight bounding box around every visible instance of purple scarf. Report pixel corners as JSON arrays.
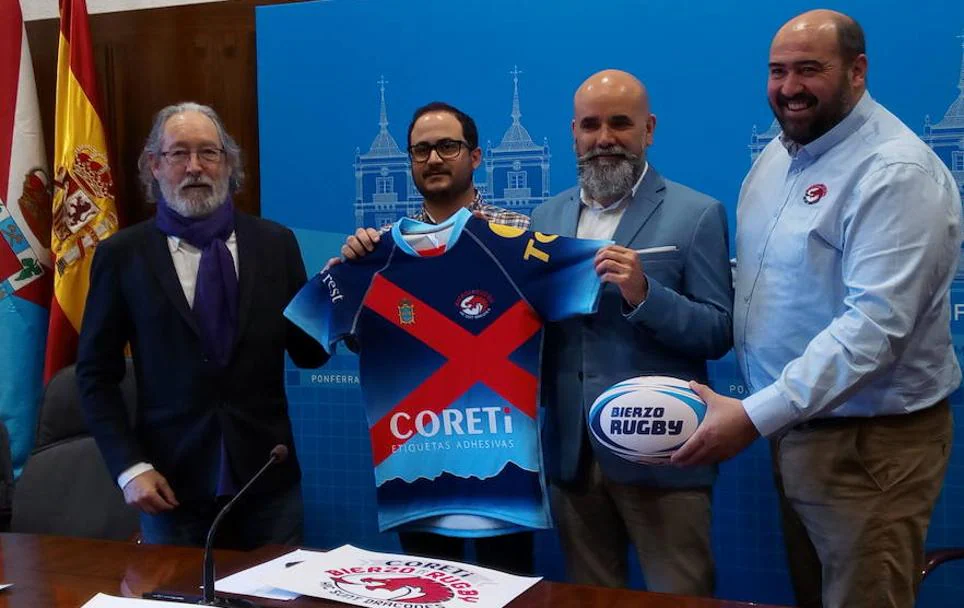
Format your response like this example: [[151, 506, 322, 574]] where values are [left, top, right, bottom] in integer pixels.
[[155, 194, 238, 368]]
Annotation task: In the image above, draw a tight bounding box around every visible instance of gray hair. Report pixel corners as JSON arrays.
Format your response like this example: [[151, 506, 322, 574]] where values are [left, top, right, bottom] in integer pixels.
[[137, 102, 244, 203]]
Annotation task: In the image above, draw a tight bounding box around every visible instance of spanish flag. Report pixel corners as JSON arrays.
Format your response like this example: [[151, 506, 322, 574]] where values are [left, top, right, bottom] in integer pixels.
[[44, 0, 119, 381]]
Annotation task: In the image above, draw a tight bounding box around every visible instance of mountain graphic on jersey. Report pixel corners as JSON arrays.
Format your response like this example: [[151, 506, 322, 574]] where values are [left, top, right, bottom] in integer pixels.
[[286, 208, 607, 535]]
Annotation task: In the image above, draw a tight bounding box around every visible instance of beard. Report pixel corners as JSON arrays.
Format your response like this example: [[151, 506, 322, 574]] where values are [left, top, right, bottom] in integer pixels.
[[771, 77, 854, 145], [416, 166, 474, 203], [577, 145, 645, 204], [159, 174, 229, 218]]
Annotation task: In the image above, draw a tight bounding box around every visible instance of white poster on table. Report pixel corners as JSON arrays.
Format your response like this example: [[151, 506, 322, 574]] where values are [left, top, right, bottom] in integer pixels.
[[215, 548, 324, 600], [263, 545, 541, 608], [81, 593, 196, 607]]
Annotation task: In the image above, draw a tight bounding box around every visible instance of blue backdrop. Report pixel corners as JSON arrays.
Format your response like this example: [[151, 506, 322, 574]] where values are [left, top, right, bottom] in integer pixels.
[[256, 1, 964, 605]]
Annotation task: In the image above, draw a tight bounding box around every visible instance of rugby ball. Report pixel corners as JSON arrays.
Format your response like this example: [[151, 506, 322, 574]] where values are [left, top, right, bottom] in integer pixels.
[[587, 376, 706, 464]]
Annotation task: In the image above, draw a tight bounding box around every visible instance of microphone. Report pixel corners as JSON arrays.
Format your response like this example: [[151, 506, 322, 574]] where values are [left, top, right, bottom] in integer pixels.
[[144, 444, 289, 607]]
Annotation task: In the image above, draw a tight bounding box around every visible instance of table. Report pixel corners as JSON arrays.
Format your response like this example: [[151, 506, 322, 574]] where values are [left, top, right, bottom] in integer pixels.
[[0, 534, 790, 607]]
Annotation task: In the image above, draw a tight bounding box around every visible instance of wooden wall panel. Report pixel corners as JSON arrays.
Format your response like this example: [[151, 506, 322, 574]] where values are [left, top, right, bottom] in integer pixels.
[[24, 0, 303, 223]]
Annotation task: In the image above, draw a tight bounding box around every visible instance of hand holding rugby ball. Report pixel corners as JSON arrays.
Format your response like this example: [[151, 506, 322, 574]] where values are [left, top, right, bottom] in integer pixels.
[[587, 376, 706, 465]]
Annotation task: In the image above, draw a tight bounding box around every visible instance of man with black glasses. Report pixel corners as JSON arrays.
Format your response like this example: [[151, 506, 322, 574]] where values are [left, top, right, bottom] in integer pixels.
[[340, 102, 528, 258], [77, 102, 328, 548], [337, 102, 533, 574]]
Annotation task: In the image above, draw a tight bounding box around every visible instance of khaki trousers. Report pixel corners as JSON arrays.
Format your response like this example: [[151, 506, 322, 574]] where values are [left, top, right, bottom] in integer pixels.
[[550, 459, 714, 595], [772, 400, 952, 608]]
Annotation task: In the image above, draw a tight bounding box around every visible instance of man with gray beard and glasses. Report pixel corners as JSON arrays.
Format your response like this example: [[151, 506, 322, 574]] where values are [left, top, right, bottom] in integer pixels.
[[77, 103, 328, 548], [530, 69, 733, 594]]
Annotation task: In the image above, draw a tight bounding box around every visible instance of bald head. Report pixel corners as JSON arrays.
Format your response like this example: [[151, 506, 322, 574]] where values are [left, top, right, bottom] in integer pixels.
[[767, 10, 867, 145], [574, 69, 649, 117], [773, 10, 865, 65], [572, 69, 655, 206]]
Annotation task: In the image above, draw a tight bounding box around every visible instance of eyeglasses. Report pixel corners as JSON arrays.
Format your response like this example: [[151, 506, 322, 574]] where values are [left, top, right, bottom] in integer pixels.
[[160, 147, 225, 166], [408, 139, 470, 163]]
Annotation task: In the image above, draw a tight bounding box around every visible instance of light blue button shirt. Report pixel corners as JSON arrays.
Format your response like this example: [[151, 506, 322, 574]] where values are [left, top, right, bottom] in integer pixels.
[[735, 92, 962, 437]]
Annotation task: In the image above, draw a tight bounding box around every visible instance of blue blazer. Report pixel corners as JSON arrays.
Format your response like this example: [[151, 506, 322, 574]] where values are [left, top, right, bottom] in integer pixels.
[[531, 167, 733, 488], [76, 212, 328, 501]]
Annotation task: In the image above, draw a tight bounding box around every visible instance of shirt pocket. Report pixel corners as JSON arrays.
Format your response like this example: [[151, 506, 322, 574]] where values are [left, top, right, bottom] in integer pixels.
[[637, 248, 680, 263], [767, 198, 820, 268]]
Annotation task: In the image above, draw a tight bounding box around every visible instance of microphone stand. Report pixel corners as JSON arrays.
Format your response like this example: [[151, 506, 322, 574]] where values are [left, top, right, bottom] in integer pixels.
[[144, 445, 288, 607]]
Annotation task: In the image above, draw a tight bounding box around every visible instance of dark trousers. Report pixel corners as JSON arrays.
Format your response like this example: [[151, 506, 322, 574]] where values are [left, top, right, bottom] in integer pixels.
[[139, 482, 304, 550], [398, 530, 534, 575]]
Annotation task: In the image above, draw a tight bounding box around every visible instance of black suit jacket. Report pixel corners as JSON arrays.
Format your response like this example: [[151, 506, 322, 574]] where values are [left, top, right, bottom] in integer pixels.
[[76, 212, 328, 501]]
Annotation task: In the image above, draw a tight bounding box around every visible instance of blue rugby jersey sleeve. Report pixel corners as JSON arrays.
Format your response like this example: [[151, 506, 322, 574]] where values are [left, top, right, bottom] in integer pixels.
[[473, 221, 608, 321], [524, 233, 608, 321], [284, 256, 382, 354]]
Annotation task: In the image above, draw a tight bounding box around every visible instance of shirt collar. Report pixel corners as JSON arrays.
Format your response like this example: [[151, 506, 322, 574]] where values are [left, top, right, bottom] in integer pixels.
[[780, 91, 874, 160], [417, 189, 485, 224], [168, 231, 236, 253], [579, 162, 649, 212]]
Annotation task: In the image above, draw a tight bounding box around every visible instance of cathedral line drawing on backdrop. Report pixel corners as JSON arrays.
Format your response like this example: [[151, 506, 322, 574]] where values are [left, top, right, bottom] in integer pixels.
[[352, 67, 551, 229]]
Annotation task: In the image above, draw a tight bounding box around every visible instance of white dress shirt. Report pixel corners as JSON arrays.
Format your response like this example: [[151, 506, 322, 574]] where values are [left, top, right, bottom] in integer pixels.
[[117, 232, 239, 489]]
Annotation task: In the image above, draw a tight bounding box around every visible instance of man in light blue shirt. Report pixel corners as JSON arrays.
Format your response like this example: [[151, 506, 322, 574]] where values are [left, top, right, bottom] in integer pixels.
[[673, 10, 961, 608]]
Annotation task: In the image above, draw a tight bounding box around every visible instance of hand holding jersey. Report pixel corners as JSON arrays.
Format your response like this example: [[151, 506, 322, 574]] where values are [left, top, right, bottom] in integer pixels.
[[594, 244, 649, 307], [341, 227, 381, 260]]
